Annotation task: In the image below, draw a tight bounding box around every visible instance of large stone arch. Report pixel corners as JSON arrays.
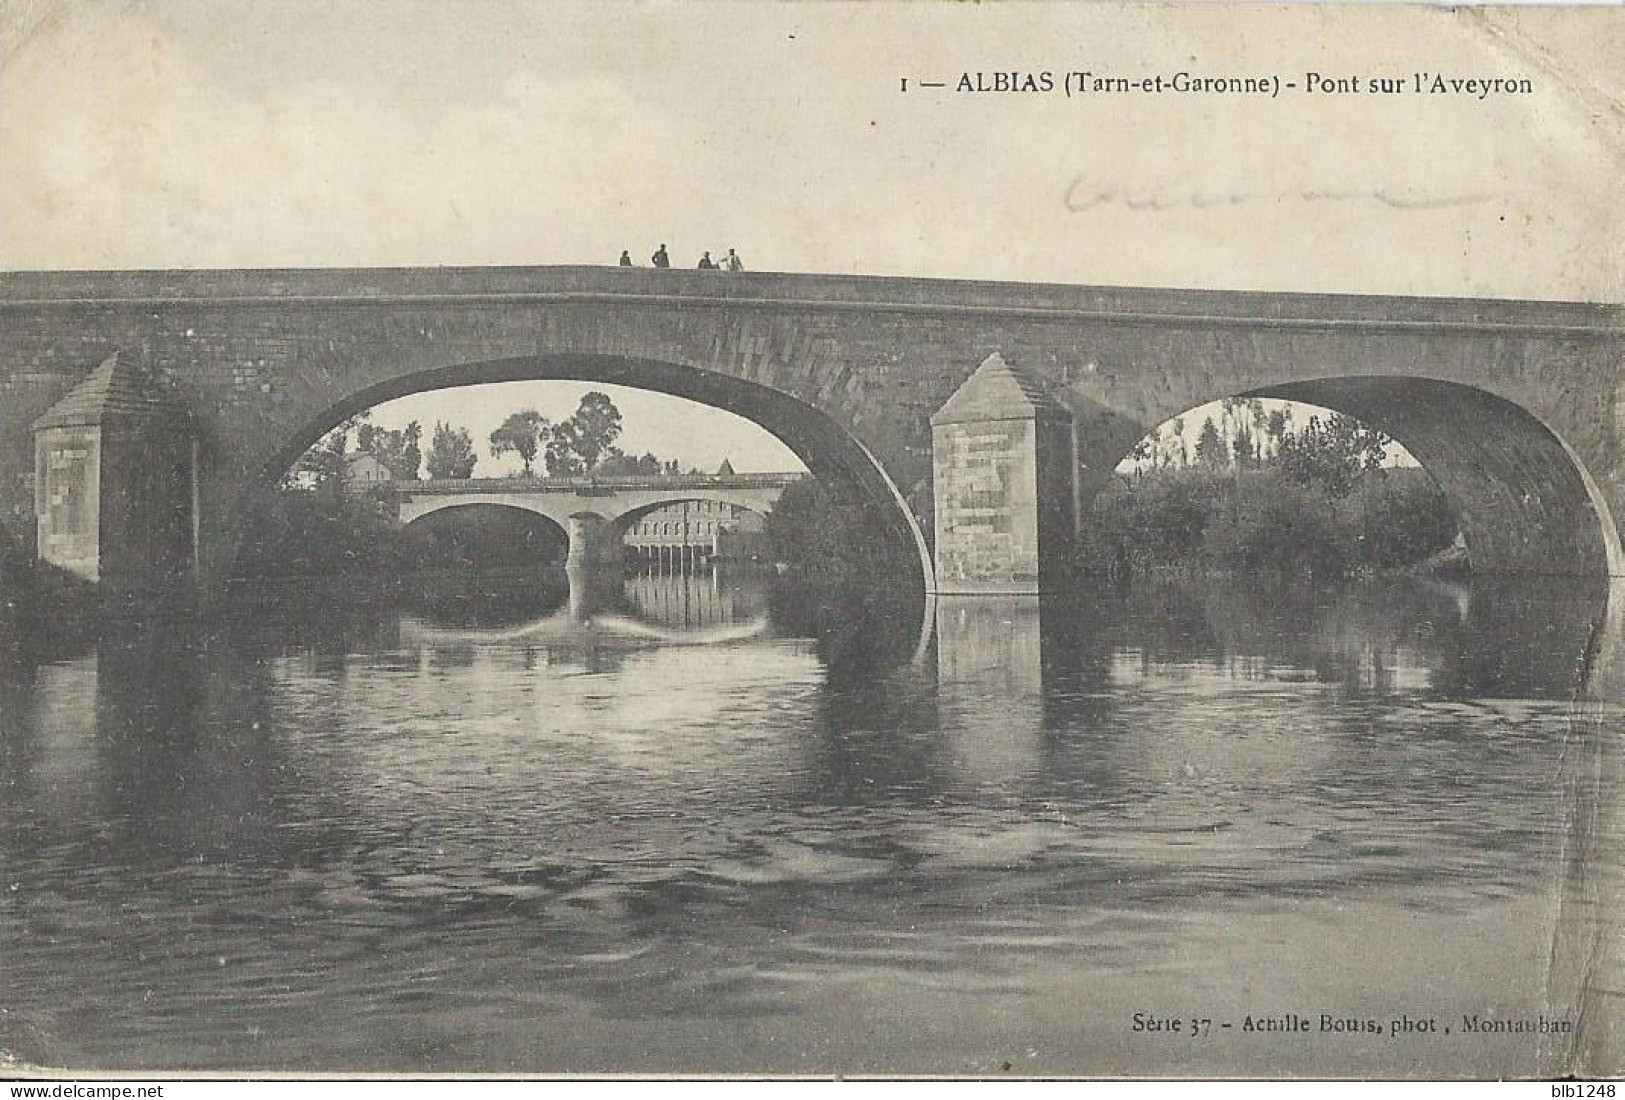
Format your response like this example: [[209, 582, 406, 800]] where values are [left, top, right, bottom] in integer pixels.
[[1077, 375, 1623, 579], [228, 353, 931, 597]]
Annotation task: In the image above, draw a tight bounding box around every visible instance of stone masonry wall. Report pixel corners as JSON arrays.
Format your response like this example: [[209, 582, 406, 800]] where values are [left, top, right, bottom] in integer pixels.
[[0, 268, 1619, 590], [933, 419, 1041, 593]]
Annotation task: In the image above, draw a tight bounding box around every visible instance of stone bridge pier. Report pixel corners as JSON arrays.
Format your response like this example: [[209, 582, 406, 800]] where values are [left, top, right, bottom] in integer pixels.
[[563, 513, 622, 570]]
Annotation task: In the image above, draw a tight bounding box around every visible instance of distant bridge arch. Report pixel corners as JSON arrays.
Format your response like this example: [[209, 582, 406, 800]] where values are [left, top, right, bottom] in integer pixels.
[[397, 500, 571, 565]]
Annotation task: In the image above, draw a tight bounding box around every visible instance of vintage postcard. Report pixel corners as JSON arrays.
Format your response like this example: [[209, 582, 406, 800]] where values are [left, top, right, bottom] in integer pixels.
[[0, 0, 1621, 1082]]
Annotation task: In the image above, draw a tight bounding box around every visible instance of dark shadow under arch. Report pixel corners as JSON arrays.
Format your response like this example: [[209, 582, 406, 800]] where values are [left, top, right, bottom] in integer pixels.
[[399, 503, 570, 568], [1244, 377, 1622, 578]]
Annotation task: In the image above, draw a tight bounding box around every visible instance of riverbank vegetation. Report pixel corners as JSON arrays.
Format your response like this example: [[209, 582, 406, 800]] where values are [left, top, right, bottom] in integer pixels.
[[763, 479, 919, 584], [1078, 464, 1459, 580], [1078, 406, 1460, 580]]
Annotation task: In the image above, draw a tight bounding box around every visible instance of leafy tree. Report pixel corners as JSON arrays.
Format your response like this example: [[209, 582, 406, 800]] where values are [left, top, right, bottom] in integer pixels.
[[1264, 407, 1291, 458], [595, 449, 665, 476], [488, 409, 550, 476], [1194, 417, 1226, 467], [1169, 416, 1187, 467], [286, 411, 369, 489], [1274, 413, 1390, 499], [762, 478, 914, 583], [549, 391, 624, 474], [1247, 399, 1268, 460], [356, 420, 422, 480], [426, 421, 478, 479], [1231, 423, 1256, 467], [543, 434, 584, 477], [1126, 425, 1158, 471]]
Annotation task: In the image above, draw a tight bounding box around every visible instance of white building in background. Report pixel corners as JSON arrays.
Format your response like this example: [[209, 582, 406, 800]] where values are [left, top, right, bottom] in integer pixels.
[[623, 460, 770, 566]]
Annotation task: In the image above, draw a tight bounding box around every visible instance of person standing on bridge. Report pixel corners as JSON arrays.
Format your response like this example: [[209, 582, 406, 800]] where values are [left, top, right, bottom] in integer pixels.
[[697, 251, 716, 270], [723, 248, 743, 272], [651, 244, 670, 268], [619, 250, 633, 266]]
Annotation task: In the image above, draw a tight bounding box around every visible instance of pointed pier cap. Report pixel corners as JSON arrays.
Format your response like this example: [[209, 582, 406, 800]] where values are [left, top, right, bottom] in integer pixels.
[[33, 351, 189, 432], [930, 352, 1072, 427]]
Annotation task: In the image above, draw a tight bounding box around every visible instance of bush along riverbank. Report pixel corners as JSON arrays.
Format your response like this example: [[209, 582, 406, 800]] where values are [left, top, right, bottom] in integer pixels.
[[1076, 464, 1460, 582]]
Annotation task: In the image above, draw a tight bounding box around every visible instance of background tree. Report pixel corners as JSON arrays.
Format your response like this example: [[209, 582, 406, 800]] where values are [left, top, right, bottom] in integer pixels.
[[543, 433, 584, 477], [285, 411, 368, 489], [357, 420, 422, 480], [1194, 417, 1226, 467], [595, 449, 665, 476], [1275, 412, 1390, 499], [1265, 406, 1291, 459], [1231, 423, 1257, 468], [548, 391, 624, 474], [488, 409, 550, 476], [1247, 399, 1268, 462], [1125, 424, 1158, 473], [426, 421, 478, 479]]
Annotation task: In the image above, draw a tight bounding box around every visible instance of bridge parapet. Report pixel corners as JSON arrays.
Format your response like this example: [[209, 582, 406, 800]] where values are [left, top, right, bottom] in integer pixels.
[[389, 472, 806, 495]]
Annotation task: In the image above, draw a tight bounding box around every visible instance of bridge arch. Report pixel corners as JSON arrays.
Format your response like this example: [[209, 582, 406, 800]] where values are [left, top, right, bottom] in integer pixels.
[[606, 492, 777, 539], [237, 353, 930, 592], [1094, 376, 1622, 579], [399, 501, 571, 565], [399, 496, 578, 534]]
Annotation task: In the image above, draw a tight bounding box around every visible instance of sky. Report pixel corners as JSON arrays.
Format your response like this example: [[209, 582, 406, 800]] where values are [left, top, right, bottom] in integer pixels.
[[371, 381, 802, 477], [1, 2, 1618, 295], [1, 2, 1619, 469]]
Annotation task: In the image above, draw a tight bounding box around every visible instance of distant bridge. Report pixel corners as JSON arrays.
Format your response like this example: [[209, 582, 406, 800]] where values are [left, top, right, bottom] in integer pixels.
[[382, 472, 804, 566]]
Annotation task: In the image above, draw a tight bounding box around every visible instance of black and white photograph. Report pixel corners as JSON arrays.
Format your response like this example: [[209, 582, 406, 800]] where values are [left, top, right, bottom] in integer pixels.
[[0, 0, 1621, 1083]]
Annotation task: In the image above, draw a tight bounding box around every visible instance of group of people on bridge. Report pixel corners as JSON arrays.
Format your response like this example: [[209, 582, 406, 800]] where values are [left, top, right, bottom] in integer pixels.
[[621, 246, 743, 272]]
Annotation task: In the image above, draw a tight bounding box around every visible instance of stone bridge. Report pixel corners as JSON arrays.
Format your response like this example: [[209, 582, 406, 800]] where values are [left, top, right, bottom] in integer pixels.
[[1, 265, 1622, 603], [386, 472, 803, 566]]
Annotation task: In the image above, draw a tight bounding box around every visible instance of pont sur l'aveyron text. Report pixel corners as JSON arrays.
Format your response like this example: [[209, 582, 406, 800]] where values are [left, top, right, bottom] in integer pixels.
[[901, 71, 1535, 99]]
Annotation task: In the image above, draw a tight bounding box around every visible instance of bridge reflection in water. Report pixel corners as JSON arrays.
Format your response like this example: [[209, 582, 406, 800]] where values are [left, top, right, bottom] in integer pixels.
[[1, 568, 1622, 1076], [391, 563, 772, 633]]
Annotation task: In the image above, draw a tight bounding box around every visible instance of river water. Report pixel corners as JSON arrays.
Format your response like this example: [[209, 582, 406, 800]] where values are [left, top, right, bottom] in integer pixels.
[[0, 569, 1618, 1076]]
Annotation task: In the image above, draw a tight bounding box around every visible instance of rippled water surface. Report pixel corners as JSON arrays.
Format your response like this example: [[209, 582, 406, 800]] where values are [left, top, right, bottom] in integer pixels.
[[1, 570, 1617, 1075]]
